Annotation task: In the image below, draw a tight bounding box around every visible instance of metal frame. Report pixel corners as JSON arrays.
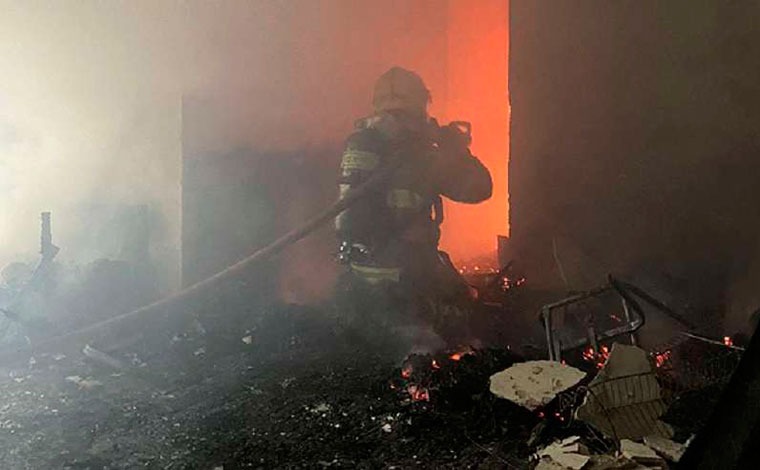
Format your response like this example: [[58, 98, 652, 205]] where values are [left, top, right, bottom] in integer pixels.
[[540, 276, 694, 361]]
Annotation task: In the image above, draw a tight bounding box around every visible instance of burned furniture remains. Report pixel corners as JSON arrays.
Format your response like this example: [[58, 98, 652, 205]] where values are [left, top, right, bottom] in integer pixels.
[[540, 276, 696, 362]]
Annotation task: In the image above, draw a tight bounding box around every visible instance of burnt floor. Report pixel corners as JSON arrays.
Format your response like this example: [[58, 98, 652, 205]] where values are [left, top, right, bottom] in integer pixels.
[[0, 306, 540, 470]]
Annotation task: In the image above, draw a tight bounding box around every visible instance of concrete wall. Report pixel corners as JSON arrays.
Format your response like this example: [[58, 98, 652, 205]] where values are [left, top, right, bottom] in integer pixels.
[[509, 1, 760, 333]]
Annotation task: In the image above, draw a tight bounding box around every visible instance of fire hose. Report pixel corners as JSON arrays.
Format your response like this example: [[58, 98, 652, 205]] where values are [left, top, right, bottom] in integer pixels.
[[1, 159, 404, 364]]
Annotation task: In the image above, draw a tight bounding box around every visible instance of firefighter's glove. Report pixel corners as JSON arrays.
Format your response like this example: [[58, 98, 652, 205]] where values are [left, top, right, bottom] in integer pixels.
[[437, 122, 472, 154]]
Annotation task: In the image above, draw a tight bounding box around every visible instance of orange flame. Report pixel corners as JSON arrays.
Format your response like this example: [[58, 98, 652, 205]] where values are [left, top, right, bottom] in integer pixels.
[[438, 0, 509, 261], [448, 346, 474, 362]]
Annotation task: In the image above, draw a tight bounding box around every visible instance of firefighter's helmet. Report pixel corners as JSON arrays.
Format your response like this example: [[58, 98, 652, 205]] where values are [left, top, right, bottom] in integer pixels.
[[372, 67, 430, 116]]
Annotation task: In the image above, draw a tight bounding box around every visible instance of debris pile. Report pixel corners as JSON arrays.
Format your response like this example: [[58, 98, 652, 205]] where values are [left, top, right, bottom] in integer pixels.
[[391, 347, 522, 406], [384, 329, 734, 470], [0, 264, 747, 468], [481, 338, 740, 469], [532, 434, 686, 470], [535, 436, 589, 469]]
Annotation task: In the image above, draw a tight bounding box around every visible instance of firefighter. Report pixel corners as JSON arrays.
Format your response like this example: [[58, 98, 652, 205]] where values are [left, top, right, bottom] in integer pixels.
[[335, 66, 492, 343]]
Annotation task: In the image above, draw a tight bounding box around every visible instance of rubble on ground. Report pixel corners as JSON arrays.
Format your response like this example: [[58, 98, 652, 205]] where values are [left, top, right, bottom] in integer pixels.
[[0, 266, 747, 468], [535, 436, 590, 469], [620, 439, 667, 468], [584, 454, 651, 469], [0, 307, 539, 468], [642, 436, 686, 463], [483, 335, 742, 470]]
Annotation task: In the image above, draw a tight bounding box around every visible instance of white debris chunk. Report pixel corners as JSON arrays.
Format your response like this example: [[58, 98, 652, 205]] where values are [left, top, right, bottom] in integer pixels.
[[281, 377, 295, 389], [536, 436, 590, 470], [310, 403, 331, 414], [65, 375, 103, 390], [83, 344, 126, 370], [620, 440, 659, 460], [489, 360, 586, 410], [191, 319, 207, 335], [381, 423, 392, 433], [79, 379, 103, 390], [642, 435, 686, 463], [620, 440, 666, 468], [241, 335, 253, 345]]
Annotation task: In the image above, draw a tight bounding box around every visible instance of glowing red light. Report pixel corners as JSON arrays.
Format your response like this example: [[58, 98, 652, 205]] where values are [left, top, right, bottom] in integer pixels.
[[449, 348, 473, 361], [407, 385, 430, 402], [582, 345, 610, 369], [653, 350, 672, 369]]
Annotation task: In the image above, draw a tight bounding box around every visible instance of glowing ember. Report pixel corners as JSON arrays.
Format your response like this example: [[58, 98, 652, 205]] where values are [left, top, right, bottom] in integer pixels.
[[653, 350, 672, 369], [459, 265, 499, 276], [582, 345, 610, 369], [407, 385, 430, 402], [401, 364, 413, 379], [449, 350, 472, 361], [581, 348, 593, 362], [501, 276, 527, 291], [723, 336, 734, 347], [449, 346, 475, 361], [431, 359, 441, 370]]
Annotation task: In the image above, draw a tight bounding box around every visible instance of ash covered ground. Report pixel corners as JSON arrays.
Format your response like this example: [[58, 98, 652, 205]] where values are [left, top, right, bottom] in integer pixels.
[[0, 301, 542, 470], [0, 269, 741, 470]]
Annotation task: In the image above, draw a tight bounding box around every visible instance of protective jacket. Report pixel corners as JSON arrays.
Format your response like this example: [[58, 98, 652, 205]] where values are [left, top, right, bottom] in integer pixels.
[[335, 111, 492, 285]]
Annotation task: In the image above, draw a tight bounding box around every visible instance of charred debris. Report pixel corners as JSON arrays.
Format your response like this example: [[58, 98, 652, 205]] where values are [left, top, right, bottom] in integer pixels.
[[0, 211, 751, 469]]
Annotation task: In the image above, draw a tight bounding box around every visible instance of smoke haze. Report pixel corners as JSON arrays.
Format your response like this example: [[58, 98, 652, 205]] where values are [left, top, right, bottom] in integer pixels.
[[0, 1, 508, 289]]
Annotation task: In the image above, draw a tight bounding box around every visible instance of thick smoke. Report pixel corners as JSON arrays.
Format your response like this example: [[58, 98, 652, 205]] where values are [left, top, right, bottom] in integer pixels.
[[0, 1, 186, 273], [0, 1, 508, 295], [0, 1, 316, 276]]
